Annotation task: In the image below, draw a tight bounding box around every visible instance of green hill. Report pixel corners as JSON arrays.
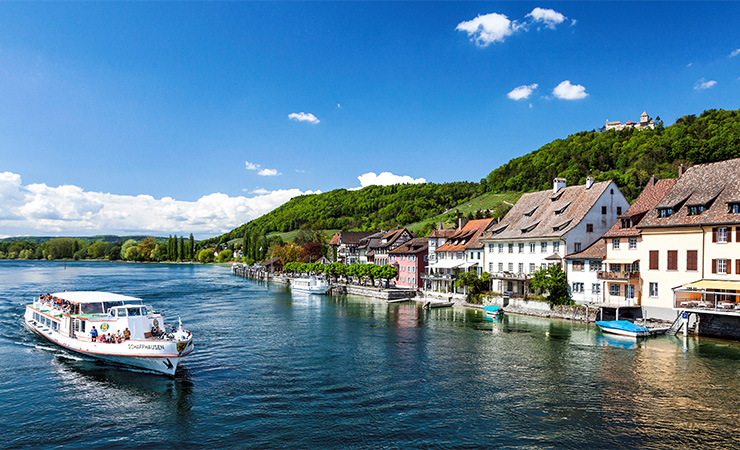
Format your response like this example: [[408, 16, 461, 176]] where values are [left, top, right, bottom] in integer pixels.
[[483, 109, 740, 201], [202, 182, 483, 246]]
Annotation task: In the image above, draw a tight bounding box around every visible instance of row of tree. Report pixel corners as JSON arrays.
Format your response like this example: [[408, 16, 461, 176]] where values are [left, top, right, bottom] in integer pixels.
[[283, 262, 399, 287], [0, 234, 200, 262]]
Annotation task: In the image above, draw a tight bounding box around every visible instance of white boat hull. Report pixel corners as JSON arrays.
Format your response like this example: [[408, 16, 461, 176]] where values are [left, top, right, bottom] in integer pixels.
[[24, 314, 193, 376], [596, 326, 649, 338], [291, 277, 331, 295]]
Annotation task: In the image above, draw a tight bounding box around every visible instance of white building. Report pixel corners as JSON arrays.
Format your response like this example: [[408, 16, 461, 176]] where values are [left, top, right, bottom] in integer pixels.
[[481, 177, 629, 298], [605, 111, 655, 131], [564, 239, 605, 304]]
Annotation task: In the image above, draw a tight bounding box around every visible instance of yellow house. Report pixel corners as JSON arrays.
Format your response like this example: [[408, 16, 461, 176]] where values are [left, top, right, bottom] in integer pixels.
[[638, 159, 740, 321]]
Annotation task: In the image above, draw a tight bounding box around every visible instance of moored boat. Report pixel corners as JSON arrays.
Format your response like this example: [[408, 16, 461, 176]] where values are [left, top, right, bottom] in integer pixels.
[[24, 291, 194, 376], [484, 305, 504, 319], [595, 320, 650, 338], [291, 276, 330, 294]]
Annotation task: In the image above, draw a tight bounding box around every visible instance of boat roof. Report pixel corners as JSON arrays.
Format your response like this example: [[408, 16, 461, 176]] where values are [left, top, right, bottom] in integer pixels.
[[51, 291, 142, 304]]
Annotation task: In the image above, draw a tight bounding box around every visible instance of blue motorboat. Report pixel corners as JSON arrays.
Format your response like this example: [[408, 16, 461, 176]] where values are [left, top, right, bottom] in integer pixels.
[[595, 320, 650, 337]]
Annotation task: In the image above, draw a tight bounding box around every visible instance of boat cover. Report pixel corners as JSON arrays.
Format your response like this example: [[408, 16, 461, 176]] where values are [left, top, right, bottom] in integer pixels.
[[595, 320, 649, 333]]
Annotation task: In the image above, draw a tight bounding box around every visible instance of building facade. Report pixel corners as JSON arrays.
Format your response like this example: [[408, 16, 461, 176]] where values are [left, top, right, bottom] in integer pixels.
[[389, 237, 429, 289]]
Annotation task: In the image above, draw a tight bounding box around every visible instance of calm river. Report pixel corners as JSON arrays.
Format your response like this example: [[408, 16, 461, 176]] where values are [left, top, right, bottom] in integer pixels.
[[1, 260, 740, 449]]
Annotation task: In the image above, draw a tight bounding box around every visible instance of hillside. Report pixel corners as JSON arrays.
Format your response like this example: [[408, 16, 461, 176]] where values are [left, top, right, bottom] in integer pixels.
[[483, 109, 740, 201], [202, 182, 483, 246]]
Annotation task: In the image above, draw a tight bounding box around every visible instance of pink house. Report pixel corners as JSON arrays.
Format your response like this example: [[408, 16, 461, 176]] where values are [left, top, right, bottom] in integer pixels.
[[389, 238, 429, 289]]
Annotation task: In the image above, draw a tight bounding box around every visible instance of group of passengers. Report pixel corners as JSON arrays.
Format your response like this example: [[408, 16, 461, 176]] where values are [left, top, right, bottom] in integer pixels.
[[39, 294, 79, 315], [90, 326, 130, 343]]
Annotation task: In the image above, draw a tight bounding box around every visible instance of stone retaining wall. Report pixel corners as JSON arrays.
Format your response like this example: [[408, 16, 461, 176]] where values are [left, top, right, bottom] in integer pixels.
[[483, 295, 599, 322]]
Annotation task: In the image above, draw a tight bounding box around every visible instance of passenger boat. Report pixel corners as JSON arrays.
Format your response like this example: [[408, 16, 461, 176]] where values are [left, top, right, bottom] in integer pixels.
[[24, 291, 194, 376], [290, 276, 330, 294], [594, 320, 650, 338]]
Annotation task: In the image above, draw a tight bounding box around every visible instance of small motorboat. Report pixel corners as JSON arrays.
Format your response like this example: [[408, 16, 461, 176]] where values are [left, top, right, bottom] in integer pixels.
[[595, 320, 650, 338], [484, 305, 504, 320], [291, 276, 330, 295]]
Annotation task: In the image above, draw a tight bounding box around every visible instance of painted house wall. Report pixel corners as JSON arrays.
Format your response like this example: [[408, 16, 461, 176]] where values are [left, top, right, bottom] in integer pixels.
[[562, 181, 629, 255], [566, 258, 602, 304], [640, 228, 704, 320], [391, 250, 428, 289]]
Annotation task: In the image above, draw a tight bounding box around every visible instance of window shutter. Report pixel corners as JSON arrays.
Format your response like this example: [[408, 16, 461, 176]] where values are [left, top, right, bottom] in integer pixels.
[[729, 229, 733, 243], [668, 250, 677, 270], [687, 250, 698, 271], [736, 227, 740, 242], [712, 259, 717, 274], [649, 250, 659, 270], [737, 259, 740, 275], [712, 228, 717, 243], [729, 259, 733, 275]]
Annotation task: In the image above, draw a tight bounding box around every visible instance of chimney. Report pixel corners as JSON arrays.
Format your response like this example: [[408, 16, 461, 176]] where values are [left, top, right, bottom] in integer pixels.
[[648, 175, 657, 186], [585, 176, 594, 190], [458, 217, 469, 230], [678, 164, 686, 178], [553, 177, 567, 194]]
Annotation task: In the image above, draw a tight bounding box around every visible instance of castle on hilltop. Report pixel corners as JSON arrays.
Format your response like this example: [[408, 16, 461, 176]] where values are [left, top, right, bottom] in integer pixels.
[[605, 111, 655, 131]]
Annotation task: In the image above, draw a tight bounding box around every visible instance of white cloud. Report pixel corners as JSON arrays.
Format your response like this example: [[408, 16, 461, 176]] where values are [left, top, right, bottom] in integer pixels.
[[552, 80, 588, 100], [257, 168, 280, 177], [288, 112, 320, 124], [526, 7, 566, 29], [0, 172, 318, 239], [694, 78, 717, 90], [246, 161, 281, 176], [456, 13, 514, 47], [352, 172, 427, 190], [730, 48, 740, 57], [507, 83, 538, 100], [457, 8, 570, 46]]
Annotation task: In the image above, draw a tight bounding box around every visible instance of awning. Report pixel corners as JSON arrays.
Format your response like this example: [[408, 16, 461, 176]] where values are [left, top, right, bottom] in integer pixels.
[[459, 261, 479, 269], [677, 280, 740, 291], [602, 258, 638, 264]]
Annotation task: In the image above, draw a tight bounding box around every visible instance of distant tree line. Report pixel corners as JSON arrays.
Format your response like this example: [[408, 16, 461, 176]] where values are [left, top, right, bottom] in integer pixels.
[[0, 234, 199, 262]]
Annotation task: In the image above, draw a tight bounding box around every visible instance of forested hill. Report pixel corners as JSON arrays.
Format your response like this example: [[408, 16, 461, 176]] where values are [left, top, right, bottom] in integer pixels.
[[483, 108, 740, 201], [204, 182, 482, 245]]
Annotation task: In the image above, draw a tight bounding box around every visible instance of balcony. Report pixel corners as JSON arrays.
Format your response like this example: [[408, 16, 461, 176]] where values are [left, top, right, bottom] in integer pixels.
[[597, 271, 640, 281], [421, 273, 458, 282]]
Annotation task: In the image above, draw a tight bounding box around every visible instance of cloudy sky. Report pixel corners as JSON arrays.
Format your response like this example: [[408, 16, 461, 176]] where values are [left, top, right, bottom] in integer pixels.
[[1, 2, 739, 239]]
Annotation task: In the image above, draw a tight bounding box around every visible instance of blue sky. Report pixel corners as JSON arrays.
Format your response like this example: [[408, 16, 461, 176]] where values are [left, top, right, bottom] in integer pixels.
[[1, 2, 739, 239]]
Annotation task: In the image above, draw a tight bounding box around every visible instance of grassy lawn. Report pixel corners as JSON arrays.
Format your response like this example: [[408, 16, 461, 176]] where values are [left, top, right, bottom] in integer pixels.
[[406, 191, 522, 234]]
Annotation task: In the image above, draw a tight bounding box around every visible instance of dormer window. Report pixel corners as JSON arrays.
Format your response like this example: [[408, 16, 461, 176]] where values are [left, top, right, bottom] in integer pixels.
[[554, 203, 570, 215], [687, 205, 705, 216], [552, 220, 572, 232], [524, 206, 538, 217], [551, 191, 563, 202], [658, 208, 673, 218], [729, 203, 740, 214], [621, 218, 631, 228], [521, 222, 540, 233]]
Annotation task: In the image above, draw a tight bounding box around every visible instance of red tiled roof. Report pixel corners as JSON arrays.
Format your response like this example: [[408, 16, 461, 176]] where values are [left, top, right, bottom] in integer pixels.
[[389, 237, 428, 254], [639, 158, 740, 229], [603, 177, 677, 238], [564, 238, 606, 260], [437, 218, 496, 252], [329, 233, 339, 245]]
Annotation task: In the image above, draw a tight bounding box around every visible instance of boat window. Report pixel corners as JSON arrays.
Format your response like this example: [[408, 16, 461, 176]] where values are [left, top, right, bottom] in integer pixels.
[[127, 307, 142, 316], [81, 303, 104, 315], [103, 301, 124, 313], [116, 308, 128, 317]]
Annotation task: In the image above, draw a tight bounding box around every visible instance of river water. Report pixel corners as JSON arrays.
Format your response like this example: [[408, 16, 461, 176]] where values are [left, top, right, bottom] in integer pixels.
[[1, 260, 740, 449]]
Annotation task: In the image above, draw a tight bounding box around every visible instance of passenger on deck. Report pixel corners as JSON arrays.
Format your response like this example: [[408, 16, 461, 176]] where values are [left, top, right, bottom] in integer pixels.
[[123, 328, 131, 340], [151, 326, 162, 338], [90, 326, 98, 342]]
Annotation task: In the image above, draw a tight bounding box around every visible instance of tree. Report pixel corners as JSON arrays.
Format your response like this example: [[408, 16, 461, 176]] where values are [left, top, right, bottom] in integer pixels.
[[120, 239, 138, 261], [528, 265, 571, 307], [273, 242, 303, 265], [189, 233, 195, 260], [217, 249, 232, 263], [46, 238, 76, 259], [198, 248, 216, 264], [301, 241, 325, 262], [455, 271, 491, 304], [87, 241, 107, 259], [137, 237, 157, 261]]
